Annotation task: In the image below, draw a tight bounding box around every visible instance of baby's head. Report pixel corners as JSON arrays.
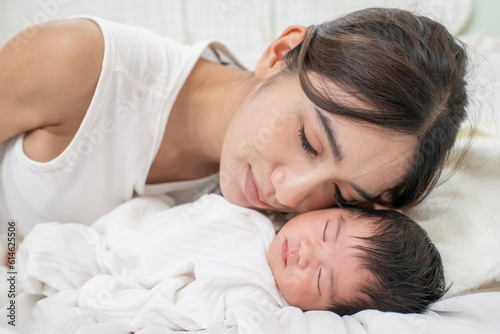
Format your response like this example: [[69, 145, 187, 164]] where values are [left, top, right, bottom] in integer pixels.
[[267, 206, 446, 315]]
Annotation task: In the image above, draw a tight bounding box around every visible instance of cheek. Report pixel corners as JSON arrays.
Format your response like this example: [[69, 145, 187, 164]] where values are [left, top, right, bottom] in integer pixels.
[[223, 124, 277, 163], [252, 106, 299, 154], [277, 258, 315, 289], [218, 150, 248, 207], [294, 185, 337, 212], [276, 271, 309, 304], [267, 238, 281, 271], [219, 126, 259, 181]]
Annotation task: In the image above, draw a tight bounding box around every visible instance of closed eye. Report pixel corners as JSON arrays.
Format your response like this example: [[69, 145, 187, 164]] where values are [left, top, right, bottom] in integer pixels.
[[323, 221, 329, 242], [318, 267, 322, 296], [299, 126, 318, 159], [335, 184, 368, 207], [334, 184, 345, 207]]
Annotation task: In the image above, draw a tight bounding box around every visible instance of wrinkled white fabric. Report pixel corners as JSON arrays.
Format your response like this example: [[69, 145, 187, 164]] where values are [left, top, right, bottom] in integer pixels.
[[11, 195, 285, 333]]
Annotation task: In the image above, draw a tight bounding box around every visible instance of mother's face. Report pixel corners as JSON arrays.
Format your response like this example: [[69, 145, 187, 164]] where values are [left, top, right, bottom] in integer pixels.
[[219, 76, 415, 213]]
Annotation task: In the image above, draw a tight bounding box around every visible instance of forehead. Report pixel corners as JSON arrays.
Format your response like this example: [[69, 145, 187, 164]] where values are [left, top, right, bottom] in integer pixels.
[[306, 73, 417, 158], [330, 259, 374, 308], [322, 113, 416, 190], [324, 211, 376, 306], [289, 207, 373, 234], [333, 114, 416, 160]]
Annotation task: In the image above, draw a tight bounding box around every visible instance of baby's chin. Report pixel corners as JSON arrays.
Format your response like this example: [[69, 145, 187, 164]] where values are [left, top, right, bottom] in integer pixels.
[[275, 278, 329, 311], [272, 278, 304, 310], [275, 285, 297, 309]]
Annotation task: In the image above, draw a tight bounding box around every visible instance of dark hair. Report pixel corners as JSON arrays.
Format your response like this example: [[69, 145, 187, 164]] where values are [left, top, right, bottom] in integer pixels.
[[280, 8, 468, 208], [327, 207, 447, 315]]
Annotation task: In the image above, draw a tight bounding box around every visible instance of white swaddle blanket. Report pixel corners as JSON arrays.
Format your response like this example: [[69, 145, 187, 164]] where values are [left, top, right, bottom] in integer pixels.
[[13, 194, 286, 333]]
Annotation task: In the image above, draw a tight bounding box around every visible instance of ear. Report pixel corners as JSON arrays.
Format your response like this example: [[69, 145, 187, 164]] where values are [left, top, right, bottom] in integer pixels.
[[254, 25, 308, 80]]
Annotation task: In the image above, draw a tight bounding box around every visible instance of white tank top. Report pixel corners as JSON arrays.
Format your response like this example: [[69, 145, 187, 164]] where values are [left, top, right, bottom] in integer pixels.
[[0, 16, 240, 237]]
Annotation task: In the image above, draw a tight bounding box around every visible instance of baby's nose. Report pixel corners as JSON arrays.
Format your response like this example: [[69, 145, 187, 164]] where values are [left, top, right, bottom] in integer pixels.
[[298, 239, 320, 269]]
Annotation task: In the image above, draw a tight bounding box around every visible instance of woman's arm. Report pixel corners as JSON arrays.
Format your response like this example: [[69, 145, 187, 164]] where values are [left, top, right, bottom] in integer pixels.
[[0, 18, 103, 161]]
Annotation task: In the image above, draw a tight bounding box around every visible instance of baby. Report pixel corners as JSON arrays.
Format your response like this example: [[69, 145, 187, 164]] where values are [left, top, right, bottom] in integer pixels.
[[14, 194, 445, 332], [269, 203, 446, 315]]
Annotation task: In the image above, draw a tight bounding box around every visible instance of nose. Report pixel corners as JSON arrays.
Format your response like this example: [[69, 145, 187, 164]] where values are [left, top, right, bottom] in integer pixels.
[[271, 165, 324, 209], [297, 239, 328, 269]]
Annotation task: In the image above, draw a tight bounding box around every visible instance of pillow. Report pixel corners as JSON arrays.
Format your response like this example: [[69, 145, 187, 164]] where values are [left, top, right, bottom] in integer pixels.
[[407, 121, 500, 297]]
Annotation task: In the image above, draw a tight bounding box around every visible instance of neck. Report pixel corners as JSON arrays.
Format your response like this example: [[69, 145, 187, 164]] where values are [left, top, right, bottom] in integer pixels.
[[179, 58, 257, 160], [148, 58, 257, 183]]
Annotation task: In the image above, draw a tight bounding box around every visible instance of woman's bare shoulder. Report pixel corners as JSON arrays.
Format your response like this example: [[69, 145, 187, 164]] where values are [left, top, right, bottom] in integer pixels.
[[0, 18, 104, 147]]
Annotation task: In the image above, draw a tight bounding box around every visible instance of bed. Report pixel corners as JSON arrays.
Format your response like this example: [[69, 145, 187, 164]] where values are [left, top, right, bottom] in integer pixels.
[[0, 0, 499, 333]]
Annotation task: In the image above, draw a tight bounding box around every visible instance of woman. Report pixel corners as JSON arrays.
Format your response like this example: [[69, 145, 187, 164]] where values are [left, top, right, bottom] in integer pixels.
[[0, 8, 468, 236]]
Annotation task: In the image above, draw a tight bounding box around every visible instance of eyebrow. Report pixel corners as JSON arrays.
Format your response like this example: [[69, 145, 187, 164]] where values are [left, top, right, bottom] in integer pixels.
[[328, 214, 344, 300], [313, 107, 344, 163], [335, 214, 344, 242], [313, 108, 377, 203], [348, 182, 376, 202], [329, 272, 335, 302]]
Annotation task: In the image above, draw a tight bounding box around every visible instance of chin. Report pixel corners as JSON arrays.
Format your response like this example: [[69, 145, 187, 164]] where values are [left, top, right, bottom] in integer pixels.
[[281, 293, 301, 310], [219, 181, 247, 208]]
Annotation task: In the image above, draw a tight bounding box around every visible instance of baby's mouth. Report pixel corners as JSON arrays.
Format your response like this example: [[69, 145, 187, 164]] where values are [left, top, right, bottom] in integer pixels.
[[281, 240, 288, 266]]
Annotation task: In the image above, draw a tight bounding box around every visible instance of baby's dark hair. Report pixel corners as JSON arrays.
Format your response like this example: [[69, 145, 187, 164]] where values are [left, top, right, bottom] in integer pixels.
[[328, 207, 447, 316]]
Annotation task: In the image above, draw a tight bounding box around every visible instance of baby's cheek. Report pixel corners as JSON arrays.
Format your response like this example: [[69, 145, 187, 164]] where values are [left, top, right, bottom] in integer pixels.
[[277, 272, 306, 305]]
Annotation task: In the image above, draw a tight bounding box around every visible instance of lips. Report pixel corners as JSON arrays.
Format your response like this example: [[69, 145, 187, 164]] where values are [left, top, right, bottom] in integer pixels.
[[281, 240, 288, 266], [245, 167, 271, 209]]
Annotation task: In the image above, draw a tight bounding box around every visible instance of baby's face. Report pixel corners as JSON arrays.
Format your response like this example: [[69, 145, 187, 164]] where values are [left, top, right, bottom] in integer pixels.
[[267, 208, 373, 311]]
